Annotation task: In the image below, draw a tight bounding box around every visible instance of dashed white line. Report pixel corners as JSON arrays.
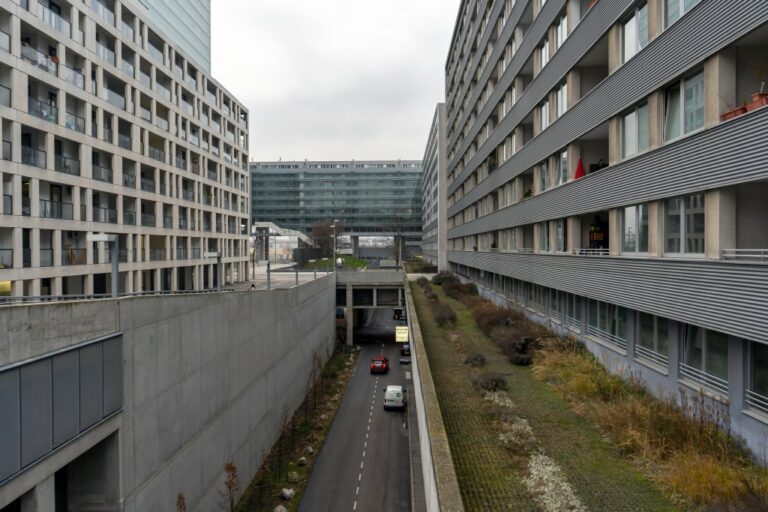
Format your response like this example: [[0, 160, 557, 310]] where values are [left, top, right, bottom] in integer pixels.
[[353, 500, 357, 511], [360, 460, 364, 469], [356, 485, 360, 496], [358, 473, 362, 482], [362, 450, 366, 458]]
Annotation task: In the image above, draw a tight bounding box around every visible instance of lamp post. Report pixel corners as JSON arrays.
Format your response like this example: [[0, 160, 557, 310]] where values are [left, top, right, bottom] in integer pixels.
[[331, 219, 339, 269]]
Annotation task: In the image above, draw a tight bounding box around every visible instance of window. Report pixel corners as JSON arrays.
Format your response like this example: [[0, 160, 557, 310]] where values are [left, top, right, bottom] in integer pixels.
[[681, 326, 729, 395], [622, 3, 648, 64], [587, 300, 628, 350], [554, 219, 567, 252], [556, 83, 567, 118], [540, 99, 550, 130], [550, 289, 561, 318], [538, 161, 549, 192], [664, 72, 704, 141], [554, 14, 568, 50], [637, 313, 669, 366], [621, 102, 649, 159], [564, 293, 582, 331], [621, 204, 649, 253], [665, 0, 701, 27], [539, 39, 550, 69], [538, 222, 550, 252], [665, 193, 705, 254], [555, 150, 568, 185], [747, 342, 768, 415]]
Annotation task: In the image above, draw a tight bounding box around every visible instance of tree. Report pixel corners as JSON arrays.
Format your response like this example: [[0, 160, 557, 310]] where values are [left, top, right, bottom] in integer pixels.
[[310, 220, 344, 258], [219, 462, 240, 512]]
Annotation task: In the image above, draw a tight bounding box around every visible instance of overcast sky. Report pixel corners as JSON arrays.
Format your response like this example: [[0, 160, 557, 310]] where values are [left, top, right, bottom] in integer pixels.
[[210, 0, 460, 162]]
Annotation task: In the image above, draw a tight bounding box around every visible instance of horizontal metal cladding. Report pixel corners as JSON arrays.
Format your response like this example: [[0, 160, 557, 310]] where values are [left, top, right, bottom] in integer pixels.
[[448, 0, 768, 202], [448, 250, 768, 343], [448, 0, 591, 178], [446, 0, 476, 84], [446, 0, 491, 115], [447, 0, 527, 134], [448, 108, 768, 238]]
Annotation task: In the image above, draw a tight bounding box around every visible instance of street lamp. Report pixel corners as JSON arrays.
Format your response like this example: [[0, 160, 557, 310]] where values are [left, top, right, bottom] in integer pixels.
[[331, 219, 339, 269]]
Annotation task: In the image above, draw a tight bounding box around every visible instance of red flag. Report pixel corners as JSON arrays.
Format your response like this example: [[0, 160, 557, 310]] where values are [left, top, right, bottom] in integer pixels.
[[574, 158, 585, 179]]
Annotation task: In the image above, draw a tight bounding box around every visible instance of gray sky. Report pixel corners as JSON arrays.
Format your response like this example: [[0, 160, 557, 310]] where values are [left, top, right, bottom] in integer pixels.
[[211, 0, 460, 162]]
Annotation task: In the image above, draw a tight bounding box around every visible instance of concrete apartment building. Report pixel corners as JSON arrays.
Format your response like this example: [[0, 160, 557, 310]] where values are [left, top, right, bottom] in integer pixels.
[[141, 0, 211, 73], [0, 0, 250, 298], [443, 0, 768, 454], [251, 160, 423, 258], [421, 103, 448, 270]]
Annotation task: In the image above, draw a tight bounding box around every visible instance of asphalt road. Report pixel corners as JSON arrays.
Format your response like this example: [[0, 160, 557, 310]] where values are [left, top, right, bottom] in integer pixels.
[[354, 308, 402, 344], [298, 343, 411, 512]]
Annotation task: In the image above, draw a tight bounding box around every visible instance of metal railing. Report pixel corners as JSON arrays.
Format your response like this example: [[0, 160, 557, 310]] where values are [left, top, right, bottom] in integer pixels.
[[123, 173, 136, 188], [746, 389, 768, 416], [38, 2, 71, 34], [123, 210, 136, 225], [141, 213, 155, 227], [92, 164, 113, 183], [2, 194, 11, 215], [62, 248, 86, 266], [0, 248, 12, 268], [55, 154, 80, 175], [722, 249, 768, 263], [63, 65, 85, 89], [634, 344, 669, 367], [39, 199, 73, 220], [0, 84, 10, 107], [92, 0, 115, 26], [21, 146, 46, 168], [573, 248, 610, 256], [92, 206, 117, 223], [20, 44, 57, 75], [148, 146, 165, 163], [118, 133, 132, 149], [680, 363, 729, 396], [65, 111, 85, 133], [28, 97, 58, 123], [586, 325, 628, 351], [141, 178, 155, 192]]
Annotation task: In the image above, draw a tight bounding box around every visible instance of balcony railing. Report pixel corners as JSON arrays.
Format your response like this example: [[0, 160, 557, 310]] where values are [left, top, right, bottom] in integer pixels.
[[92, 164, 113, 183], [185, 75, 197, 89], [139, 72, 151, 88], [207, 170, 217, 181], [121, 59, 134, 77], [21, 45, 58, 75], [189, 134, 199, 146], [39, 248, 53, 267], [39, 199, 73, 220], [680, 363, 729, 396], [154, 116, 169, 131], [92, 0, 115, 26], [163, 216, 172, 228], [746, 389, 768, 416], [0, 248, 12, 268], [121, 20, 134, 41], [118, 133, 132, 150], [139, 106, 151, 122], [572, 248, 610, 256], [28, 97, 58, 123], [54, 154, 80, 175], [722, 249, 768, 263], [141, 212, 155, 227], [38, 3, 71, 35], [191, 248, 201, 259], [63, 65, 85, 89], [182, 189, 194, 201], [0, 84, 10, 107], [102, 88, 125, 109], [62, 248, 86, 266], [147, 43, 163, 64], [150, 249, 165, 261], [206, 90, 217, 105], [93, 206, 117, 223], [96, 43, 116, 66], [123, 173, 136, 188], [179, 217, 187, 229], [0, 30, 9, 53], [21, 146, 46, 168], [65, 111, 85, 133], [176, 247, 188, 260], [175, 157, 187, 170], [148, 147, 165, 163], [140, 178, 155, 192], [3, 194, 11, 215], [123, 210, 136, 225], [180, 100, 193, 115], [103, 127, 113, 143], [157, 83, 171, 101]]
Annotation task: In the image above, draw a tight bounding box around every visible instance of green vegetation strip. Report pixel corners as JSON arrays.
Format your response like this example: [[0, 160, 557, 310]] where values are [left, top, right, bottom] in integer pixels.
[[411, 282, 675, 512], [301, 255, 368, 270]]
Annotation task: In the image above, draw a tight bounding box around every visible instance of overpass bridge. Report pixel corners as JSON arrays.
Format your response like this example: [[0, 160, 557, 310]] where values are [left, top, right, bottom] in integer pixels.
[[336, 270, 406, 344]]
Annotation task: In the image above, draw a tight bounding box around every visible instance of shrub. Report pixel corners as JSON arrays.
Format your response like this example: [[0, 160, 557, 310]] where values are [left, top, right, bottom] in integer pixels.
[[464, 353, 487, 368], [425, 290, 439, 301], [416, 276, 430, 288], [432, 271, 458, 286], [470, 302, 512, 336], [432, 302, 457, 327], [474, 372, 507, 392], [442, 281, 478, 301]]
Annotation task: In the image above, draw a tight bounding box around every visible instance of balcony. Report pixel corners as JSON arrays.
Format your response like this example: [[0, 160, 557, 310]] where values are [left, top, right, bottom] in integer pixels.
[[175, 157, 187, 170], [139, 72, 151, 88], [92, 164, 113, 183], [92, 0, 115, 26], [39, 199, 73, 220], [62, 248, 86, 266], [139, 106, 151, 122], [148, 147, 165, 163], [157, 83, 171, 101], [96, 43, 115, 66], [21, 146, 46, 168], [3, 194, 11, 214], [0, 248, 12, 268], [141, 213, 155, 227], [121, 59, 134, 78], [123, 210, 136, 225], [147, 42, 163, 64], [176, 247, 188, 259], [55, 154, 80, 175], [38, 3, 71, 35], [154, 117, 169, 131], [121, 20, 134, 42], [163, 216, 172, 228], [206, 90, 217, 105], [0, 84, 10, 107], [150, 248, 165, 261], [122, 173, 135, 188], [93, 206, 117, 223], [102, 88, 125, 109], [63, 65, 85, 89], [182, 189, 194, 201], [0, 30, 9, 53], [180, 100, 193, 116], [189, 133, 199, 146], [65, 111, 85, 133], [140, 178, 155, 193], [207, 170, 217, 181], [118, 133, 131, 150], [21, 45, 58, 75], [28, 97, 58, 123], [185, 75, 197, 90]]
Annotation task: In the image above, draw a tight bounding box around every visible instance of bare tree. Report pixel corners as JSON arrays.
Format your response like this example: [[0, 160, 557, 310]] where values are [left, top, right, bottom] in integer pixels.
[[176, 493, 187, 512], [310, 220, 344, 258], [219, 462, 240, 512]]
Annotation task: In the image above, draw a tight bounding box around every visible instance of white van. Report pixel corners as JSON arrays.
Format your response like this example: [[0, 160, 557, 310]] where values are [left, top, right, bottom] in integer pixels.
[[383, 385, 407, 410]]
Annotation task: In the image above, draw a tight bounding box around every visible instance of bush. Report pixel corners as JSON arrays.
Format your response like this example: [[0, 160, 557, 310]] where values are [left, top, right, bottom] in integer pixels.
[[442, 281, 478, 301], [474, 372, 507, 392], [494, 331, 536, 366], [416, 276, 430, 288], [432, 271, 458, 286], [470, 302, 512, 336], [432, 302, 457, 327], [464, 353, 487, 368], [425, 290, 438, 301]]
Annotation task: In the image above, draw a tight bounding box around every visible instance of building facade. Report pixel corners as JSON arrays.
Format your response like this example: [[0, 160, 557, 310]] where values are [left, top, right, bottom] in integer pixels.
[[141, 0, 211, 73], [251, 160, 423, 257], [421, 103, 448, 270], [444, 0, 768, 454], [0, 0, 250, 298]]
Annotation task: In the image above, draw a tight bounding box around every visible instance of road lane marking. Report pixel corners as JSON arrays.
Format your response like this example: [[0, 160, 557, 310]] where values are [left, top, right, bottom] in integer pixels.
[[360, 461, 364, 469], [358, 473, 362, 482], [362, 450, 366, 458], [353, 500, 357, 511], [356, 485, 360, 496]]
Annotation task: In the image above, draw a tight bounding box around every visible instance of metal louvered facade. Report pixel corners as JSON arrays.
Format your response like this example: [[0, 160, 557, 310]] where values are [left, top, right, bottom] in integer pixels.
[[442, 0, 768, 456], [0, 334, 123, 485]]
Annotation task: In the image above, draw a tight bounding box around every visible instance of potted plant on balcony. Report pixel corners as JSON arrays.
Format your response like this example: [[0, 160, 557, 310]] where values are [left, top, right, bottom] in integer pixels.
[[746, 59, 768, 112], [720, 95, 747, 121]]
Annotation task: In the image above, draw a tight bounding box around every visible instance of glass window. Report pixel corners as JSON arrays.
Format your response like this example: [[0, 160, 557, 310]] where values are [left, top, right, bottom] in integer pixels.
[[665, 0, 701, 27], [540, 39, 549, 68], [637, 313, 669, 364], [555, 14, 568, 50], [550, 289, 561, 315], [750, 342, 768, 397], [665, 193, 704, 255], [556, 84, 567, 118], [683, 326, 729, 391], [538, 222, 550, 252], [621, 102, 649, 159], [622, 203, 648, 253], [538, 161, 549, 192], [556, 150, 568, 185], [588, 299, 598, 328], [540, 100, 550, 130], [554, 219, 566, 252], [622, 3, 648, 64], [665, 72, 704, 142]]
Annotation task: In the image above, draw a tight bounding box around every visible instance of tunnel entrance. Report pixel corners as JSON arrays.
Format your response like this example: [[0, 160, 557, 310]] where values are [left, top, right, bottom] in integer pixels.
[[352, 308, 401, 344]]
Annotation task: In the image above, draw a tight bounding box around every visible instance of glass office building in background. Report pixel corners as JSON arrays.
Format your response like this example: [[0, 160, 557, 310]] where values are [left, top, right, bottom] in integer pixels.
[[250, 161, 423, 257], [141, 0, 211, 72]]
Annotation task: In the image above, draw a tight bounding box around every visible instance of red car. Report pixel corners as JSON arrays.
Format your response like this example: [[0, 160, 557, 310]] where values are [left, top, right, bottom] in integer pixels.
[[370, 355, 389, 374]]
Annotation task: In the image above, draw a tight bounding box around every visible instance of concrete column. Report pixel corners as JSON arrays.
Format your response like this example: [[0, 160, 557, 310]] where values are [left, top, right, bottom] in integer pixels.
[[647, 201, 664, 257], [84, 274, 93, 295], [116, 194, 123, 225], [19, 473, 55, 512], [125, 270, 134, 293], [607, 24, 621, 74], [154, 267, 161, 291], [45, 133, 54, 170], [567, 217, 581, 252], [567, 142, 580, 182], [73, 186, 82, 221], [30, 178, 40, 217], [171, 266, 178, 291], [608, 117, 621, 165], [53, 229, 62, 267], [566, 69, 581, 106], [30, 228, 40, 268], [608, 208, 621, 256], [728, 337, 746, 416], [346, 284, 354, 346], [647, 91, 664, 150], [11, 122, 21, 163], [566, 0, 581, 30], [647, 0, 663, 41], [12, 174, 21, 216], [704, 49, 736, 128], [134, 269, 142, 292], [705, 188, 736, 260], [52, 276, 62, 296], [352, 235, 359, 258]]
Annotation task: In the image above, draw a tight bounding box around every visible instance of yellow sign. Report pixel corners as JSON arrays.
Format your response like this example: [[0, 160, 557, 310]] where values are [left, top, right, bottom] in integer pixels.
[[395, 326, 409, 343]]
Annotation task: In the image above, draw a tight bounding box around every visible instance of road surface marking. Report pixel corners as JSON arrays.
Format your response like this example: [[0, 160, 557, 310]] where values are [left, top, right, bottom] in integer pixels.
[[364, 441, 367, 449], [405, 371, 411, 380], [358, 473, 362, 482], [360, 460, 364, 469], [356, 485, 360, 496], [362, 450, 366, 458], [353, 500, 357, 511]]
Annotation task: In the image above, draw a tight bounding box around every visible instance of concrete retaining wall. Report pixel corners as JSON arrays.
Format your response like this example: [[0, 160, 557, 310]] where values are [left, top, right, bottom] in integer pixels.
[[0, 275, 337, 511]]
